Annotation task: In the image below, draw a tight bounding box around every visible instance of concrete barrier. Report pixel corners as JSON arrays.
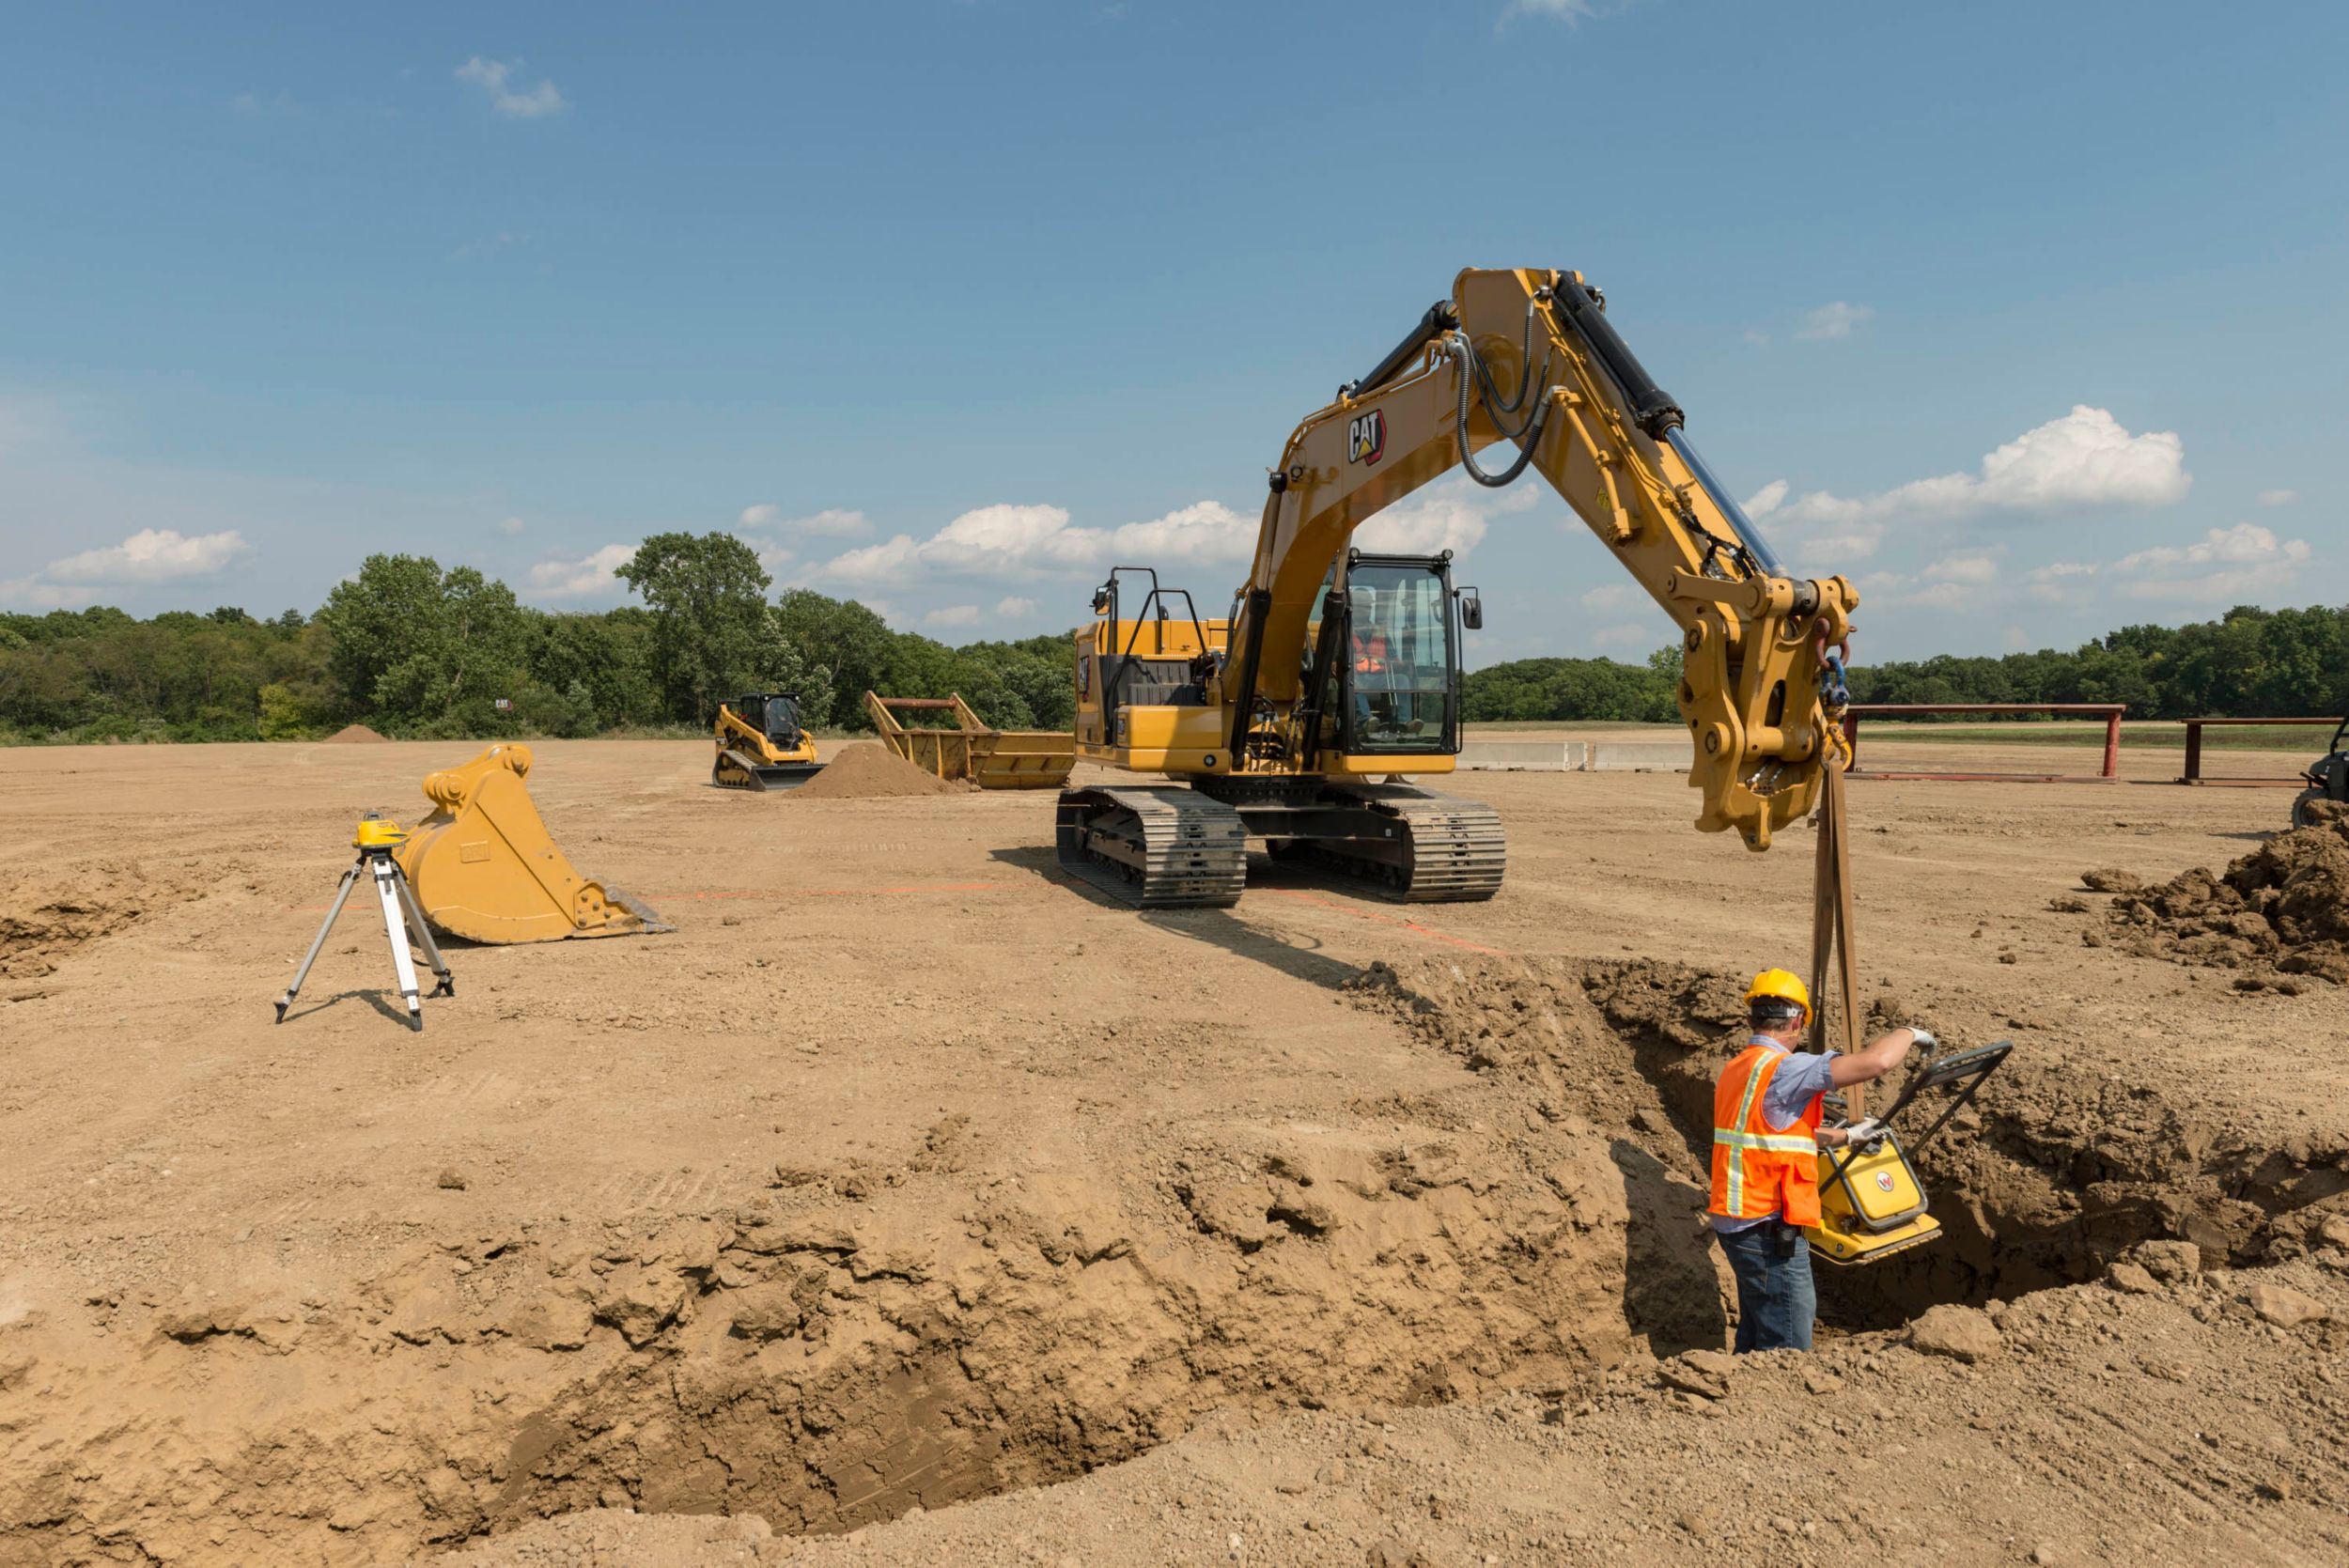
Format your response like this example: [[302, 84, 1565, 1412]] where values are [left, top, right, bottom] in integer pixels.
[[1583, 740, 1692, 773], [1458, 740, 1582, 771]]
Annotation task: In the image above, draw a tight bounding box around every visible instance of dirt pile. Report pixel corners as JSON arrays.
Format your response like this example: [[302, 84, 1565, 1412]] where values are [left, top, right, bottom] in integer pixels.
[[2088, 815, 2349, 986], [790, 743, 961, 800], [324, 723, 388, 743], [0, 865, 164, 981]]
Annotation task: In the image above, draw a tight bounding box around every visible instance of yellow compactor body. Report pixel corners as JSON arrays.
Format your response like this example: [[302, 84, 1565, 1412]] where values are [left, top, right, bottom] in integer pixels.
[[393, 744, 666, 943]]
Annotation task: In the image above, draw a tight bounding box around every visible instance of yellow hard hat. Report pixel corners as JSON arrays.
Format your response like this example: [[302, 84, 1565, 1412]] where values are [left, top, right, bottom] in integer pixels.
[[1745, 968, 1812, 1029]]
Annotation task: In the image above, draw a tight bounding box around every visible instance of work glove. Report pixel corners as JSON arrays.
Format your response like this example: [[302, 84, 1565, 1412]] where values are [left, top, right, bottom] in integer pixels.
[[1840, 1117, 1888, 1147], [1906, 1027, 1938, 1054]]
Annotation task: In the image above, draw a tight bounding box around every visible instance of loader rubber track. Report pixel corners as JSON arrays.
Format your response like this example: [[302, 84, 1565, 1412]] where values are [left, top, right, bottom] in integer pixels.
[[1055, 785, 1247, 908], [1299, 785, 1507, 904], [711, 749, 825, 792]]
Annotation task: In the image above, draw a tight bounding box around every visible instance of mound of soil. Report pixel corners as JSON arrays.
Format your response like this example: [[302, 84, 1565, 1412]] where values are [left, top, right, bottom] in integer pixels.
[[0, 866, 163, 980], [323, 723, 387, 743], [2090, 815, 2349, 986], [791, 742, 961, 800]]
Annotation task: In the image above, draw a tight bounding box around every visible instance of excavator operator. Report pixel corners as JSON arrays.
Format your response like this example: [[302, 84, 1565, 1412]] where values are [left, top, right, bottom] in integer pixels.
[[1708, 970, 1934, 1351], [1352, 624, 1392, 737]]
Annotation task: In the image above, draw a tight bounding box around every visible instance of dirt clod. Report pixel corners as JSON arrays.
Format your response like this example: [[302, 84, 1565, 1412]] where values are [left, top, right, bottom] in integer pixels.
[[1908, 1304, 2003, 1362], [2246, 1281, 2328, 1327]]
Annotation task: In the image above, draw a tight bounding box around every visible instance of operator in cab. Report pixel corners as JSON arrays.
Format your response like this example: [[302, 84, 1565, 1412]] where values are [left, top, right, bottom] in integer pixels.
[[1709, 970, 1933, 1352]]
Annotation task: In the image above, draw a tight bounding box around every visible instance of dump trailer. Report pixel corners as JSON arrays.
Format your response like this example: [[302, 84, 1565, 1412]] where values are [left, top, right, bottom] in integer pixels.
[[863, 691, 1076, 790], [393, 744, 669, 943], [713, 692, 826, 791]]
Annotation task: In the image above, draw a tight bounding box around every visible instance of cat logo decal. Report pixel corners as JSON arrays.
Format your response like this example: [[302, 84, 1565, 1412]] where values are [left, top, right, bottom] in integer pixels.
[[1347, 410, 1386, 466]]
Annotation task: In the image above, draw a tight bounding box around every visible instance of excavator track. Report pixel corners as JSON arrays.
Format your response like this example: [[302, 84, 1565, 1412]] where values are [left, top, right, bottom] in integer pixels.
[[1285, 784, 1506, 903], [1055, 785, 1247, 908]]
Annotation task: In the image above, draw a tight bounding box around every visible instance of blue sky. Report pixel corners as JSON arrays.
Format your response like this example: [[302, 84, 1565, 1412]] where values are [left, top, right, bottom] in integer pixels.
[[3, 1, 2342, 665]]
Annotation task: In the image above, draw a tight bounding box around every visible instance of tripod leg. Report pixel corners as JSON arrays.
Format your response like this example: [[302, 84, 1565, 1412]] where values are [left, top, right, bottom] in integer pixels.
[[372, 857, 427, 1032], [276, 861, 366, 1023], [392, 868, 455, 998]]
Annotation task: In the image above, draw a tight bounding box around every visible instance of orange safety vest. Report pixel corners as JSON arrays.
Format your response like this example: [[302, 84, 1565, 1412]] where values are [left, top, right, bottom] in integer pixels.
[[1706, 1043, 1824, 1226]]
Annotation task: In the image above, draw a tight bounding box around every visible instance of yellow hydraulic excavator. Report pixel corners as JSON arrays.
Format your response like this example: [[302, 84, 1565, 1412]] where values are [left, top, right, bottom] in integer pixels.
[[394, 744, 668, 942], [1059, 266, 1859, 907]]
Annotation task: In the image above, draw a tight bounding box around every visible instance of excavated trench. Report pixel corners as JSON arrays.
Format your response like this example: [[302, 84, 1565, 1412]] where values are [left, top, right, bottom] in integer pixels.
[[6, 952, 2341, 1565]]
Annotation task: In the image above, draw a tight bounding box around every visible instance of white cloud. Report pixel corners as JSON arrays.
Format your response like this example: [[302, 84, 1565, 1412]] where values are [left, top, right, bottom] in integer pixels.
[[498, 515, 525, 536], [823, 533, 926, 583], [1750, 406, 2189, 562], [924, 605, 981, 629], [525, 542, 634, 599], [814, 477, 1531, 593], [1103, 500, 1255, 565], [995, 596, 1036, 618], [1502, 0, 1603, 20], [1797, 302, 1875, 341], [45, 528, 251, 583], [1579, 583, 1641, 613], [817, 499, 1254, 584], [1589, 622, 1649, 649], [1854, 550, 2005, 610], [739, 504, 869, 536], [2257, 489, 2297, 507], [2029, 523, 2312, 605], [456, 57, 565, 118]]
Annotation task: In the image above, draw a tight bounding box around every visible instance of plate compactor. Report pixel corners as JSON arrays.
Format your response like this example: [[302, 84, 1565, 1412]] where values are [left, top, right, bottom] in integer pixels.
[[713, 692, 826, 791], [1806, 1040, 2014, 1265]]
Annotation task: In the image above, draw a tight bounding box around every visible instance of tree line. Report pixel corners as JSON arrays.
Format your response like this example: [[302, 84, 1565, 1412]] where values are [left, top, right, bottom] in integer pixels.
[[3, 538, 2341, 743], [1461, 603, 2347, 724], [0, 533, 1075, 742]]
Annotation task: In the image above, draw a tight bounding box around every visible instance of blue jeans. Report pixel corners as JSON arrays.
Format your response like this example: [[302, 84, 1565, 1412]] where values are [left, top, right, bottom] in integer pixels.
[[1718, 1219, 1816, 1353]]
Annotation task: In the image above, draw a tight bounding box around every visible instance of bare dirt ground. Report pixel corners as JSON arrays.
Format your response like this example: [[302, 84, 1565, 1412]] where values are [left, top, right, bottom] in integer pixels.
[[3, 737, 2345, 1566]]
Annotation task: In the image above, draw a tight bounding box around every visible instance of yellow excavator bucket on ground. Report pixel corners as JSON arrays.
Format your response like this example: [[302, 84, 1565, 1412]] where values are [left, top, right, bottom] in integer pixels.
[[392, 744, 668, 944]]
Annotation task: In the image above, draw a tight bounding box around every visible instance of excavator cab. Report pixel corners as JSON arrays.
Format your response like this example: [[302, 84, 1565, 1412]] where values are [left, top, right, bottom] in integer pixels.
[[1315, 551, 1468, 759]]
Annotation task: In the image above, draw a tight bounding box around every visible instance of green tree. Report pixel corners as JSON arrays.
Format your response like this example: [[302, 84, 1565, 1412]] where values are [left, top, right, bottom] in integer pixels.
[[317, 554, 531, 735], [616, 532, 774, 723]]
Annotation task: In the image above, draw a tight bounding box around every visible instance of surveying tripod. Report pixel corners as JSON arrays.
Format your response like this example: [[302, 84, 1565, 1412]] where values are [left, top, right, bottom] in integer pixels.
[[274, 815, 455, 1032]]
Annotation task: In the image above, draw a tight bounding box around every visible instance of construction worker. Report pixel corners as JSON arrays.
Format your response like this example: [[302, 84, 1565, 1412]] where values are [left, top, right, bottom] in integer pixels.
[[1709, 969, 1933, 1352], [1351, 625, 1389, 675]]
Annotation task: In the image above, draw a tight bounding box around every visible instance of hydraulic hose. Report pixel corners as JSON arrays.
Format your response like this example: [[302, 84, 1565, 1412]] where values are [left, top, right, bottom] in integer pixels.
[[1661, 427, 1788, 579]]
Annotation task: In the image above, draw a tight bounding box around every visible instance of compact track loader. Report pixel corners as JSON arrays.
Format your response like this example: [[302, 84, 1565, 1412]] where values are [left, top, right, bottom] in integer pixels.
[[713, 692, 826, 791], [1806, 1040, 2013, 1265], [393, 744, 668, 943]]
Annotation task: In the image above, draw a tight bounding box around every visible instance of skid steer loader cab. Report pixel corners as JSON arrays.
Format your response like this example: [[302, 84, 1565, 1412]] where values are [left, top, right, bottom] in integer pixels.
[[735, 692, 804, 749]]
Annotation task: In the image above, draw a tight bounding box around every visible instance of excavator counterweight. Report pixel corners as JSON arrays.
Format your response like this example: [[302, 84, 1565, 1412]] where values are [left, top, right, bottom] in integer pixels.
[[394, 744, 668, 943]]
